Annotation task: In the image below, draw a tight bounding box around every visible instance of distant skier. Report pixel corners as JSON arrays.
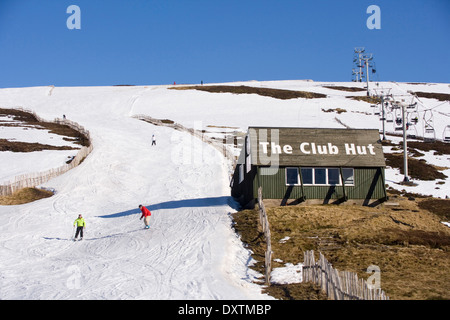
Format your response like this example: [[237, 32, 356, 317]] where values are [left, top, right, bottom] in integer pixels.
[[73, 214, 86, 240], [139, 205, 152, 229], [151, 134, 156, 146]]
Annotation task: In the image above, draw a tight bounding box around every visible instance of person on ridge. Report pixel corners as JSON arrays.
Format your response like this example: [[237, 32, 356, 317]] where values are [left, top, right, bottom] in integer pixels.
[[139, 205, 152, 229], [73, 214, 86, 240]]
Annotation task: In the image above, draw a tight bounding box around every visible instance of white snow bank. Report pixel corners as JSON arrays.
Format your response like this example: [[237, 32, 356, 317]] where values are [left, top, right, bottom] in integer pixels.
[[270, 263, 303, 284]]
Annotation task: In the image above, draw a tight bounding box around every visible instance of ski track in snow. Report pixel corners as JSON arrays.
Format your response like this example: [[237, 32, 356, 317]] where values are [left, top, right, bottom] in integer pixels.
[[0, 86, 268, 299]]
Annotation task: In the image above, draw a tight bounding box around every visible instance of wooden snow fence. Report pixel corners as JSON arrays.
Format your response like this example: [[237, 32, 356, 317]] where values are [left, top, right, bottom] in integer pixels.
[[257, 187, 272, 285], [302, 250, 389, 300], [0, 109, 93, 196], [10, 107, 91, 142]]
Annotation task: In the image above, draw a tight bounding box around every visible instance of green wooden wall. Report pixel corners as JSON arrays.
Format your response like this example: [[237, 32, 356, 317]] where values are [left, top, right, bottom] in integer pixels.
[[253, 166, 386, 202]]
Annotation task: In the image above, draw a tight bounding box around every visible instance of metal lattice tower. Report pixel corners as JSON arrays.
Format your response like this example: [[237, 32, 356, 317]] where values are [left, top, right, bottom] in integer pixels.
[[352, 47, 376, 95], [352, 47, 366, 82]]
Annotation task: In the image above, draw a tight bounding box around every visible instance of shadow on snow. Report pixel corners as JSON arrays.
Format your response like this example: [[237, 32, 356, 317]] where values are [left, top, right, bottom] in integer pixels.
[[96, 196, 238, 219], [43, 228, 144, 242]]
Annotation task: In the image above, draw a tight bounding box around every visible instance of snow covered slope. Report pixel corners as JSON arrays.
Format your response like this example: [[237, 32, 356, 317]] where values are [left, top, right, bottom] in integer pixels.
[[0, 80, 448, 299], [0, 85, 269, 299]]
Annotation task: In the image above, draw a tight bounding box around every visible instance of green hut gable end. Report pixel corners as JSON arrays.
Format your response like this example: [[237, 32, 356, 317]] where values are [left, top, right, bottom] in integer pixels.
[[231, 127, 387, 208]]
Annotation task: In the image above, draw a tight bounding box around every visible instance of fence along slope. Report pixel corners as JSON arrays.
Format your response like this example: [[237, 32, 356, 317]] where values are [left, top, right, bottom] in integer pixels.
[[0, 108, 93, 196], [302, 250, 389, 300]]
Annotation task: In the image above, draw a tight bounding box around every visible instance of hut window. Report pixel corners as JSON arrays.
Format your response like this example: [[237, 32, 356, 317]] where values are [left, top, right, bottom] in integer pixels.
[[342, 168, 354, 185], [301, 168, 313, 184], [314, 168, 327, 185], [328, 168, 340, 185], [300, 167, 354, 186], [286, 167, 300, 186]]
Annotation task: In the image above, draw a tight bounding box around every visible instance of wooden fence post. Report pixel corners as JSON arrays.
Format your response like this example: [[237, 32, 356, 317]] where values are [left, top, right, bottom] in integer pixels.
[[302, 250, 389, 300], [257, 187, 272, 285]]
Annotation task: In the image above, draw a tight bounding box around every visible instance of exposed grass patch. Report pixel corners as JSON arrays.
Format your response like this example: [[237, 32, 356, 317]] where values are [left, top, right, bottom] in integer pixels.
[[407, 140, 450, 156], [413, 91, 450, 102], [0, 187, 53, 205], [231, 209, 266, 275], [323, 86, 366, 92], [0, 108, 90, 147], [159, 119, 175, 124], [321, 108, 347, 114], [38, 122, 90, 147], [0, 139, 78, 152], [232, 196, 450, 300], [265, 283, 329, 300], [169, 85, 327, 100], [418, 199, 450, 221], [0, 108, 38, 122], [348, 96, 381, 104], [384, 153, 447, 181]]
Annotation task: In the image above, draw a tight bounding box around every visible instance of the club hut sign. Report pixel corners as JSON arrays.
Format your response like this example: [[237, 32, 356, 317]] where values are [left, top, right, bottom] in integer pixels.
[[260, 141, 377, 156], [249, 127, 385, 168]]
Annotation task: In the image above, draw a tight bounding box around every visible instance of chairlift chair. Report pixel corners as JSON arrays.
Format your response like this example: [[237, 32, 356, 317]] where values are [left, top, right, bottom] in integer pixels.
[[406, 122, 418, 139], [394, 116, 403, 131], [407, 102, 417, 110], [422, 110, 436, 141], [423, 124, 436, 142], [373, 105, 380, 116], [443, 125, 450, 143], [386, 112, 394, 123], [410, 111, 419, 125], [424, 129, 436, 142], [425, 124, 435, 133], [371, 61, 377, 74]]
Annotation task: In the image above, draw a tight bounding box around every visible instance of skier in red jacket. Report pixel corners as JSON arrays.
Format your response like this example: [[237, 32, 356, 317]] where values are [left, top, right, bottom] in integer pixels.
[[139, 205, 151, 229]]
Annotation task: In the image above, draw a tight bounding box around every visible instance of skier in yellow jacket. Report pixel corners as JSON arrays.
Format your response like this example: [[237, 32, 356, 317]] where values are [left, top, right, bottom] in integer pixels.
[[73, 214, 86, 241]]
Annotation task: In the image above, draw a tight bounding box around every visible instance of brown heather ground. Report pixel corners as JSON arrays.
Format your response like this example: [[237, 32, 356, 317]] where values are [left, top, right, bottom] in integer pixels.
[[232, 195, 450, 300]]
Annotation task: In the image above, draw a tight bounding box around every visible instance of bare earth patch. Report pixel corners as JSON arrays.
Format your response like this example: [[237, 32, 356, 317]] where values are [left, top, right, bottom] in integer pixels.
[[0, 187, 54, 205], [0, 108, 90, 148], [169, 85, 327, 100]]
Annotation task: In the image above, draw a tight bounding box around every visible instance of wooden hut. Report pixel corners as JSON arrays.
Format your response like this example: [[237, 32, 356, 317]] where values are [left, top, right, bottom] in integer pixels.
[[231, 127, 387, 208]]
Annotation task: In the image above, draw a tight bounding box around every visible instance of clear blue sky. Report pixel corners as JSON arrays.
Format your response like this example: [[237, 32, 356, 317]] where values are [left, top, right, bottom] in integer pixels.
[[0, 0, 449, 87]]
